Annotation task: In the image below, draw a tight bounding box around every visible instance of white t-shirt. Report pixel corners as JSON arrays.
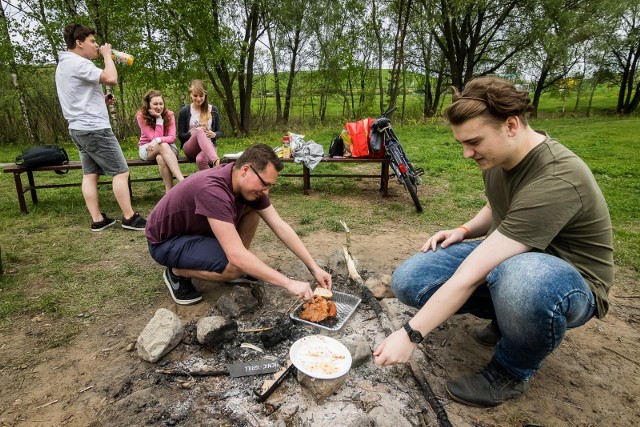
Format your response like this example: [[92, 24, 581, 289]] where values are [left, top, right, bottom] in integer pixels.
[[55, 51, 111, 130], [189, 105, 213, 130]]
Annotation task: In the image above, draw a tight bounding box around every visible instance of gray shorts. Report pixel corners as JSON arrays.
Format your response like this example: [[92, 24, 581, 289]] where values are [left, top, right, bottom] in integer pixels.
[[138, 143, 179, 161], [69, 128, 129, 176]]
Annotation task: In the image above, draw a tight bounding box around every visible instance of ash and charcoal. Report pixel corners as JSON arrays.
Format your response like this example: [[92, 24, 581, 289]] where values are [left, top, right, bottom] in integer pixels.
[[108, 270, 443, 426]]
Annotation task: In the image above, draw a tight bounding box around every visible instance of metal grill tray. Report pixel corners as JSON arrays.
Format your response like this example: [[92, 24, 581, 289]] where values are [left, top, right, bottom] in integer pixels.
[[290, 291, 361, 331]]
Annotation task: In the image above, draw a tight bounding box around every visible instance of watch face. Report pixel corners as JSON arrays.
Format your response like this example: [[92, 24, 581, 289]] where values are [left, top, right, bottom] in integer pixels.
[[404, 323, 423, 343], [409, 330, 423, 343]]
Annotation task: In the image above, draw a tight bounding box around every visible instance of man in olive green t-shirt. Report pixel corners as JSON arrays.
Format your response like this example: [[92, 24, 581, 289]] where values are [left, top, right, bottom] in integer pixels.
[[372, 77, 614, 408]]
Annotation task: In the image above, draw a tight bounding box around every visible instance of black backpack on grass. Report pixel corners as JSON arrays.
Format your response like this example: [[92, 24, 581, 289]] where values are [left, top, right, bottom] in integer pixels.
[[16, 145, 69, 174]]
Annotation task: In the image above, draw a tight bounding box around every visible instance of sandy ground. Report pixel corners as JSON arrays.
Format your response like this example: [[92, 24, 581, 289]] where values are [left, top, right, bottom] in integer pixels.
[[1, 228, 638, 426]]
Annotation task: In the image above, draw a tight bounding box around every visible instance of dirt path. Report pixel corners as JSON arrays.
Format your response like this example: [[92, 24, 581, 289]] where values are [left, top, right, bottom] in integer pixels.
[[1, 229, 638, 426]]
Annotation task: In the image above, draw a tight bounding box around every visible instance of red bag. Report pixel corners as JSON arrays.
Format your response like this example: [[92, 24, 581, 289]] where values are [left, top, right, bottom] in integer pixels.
[[346, 118, 374, 158], [345, 118, 386, 158]]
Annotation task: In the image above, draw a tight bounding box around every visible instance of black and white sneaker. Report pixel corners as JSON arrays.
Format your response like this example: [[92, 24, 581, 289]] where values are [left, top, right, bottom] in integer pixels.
[[91, 213, 116, 232], [122, 212, 147, 231], [228, 274, 261, 285], [163, 268, 203, 305]]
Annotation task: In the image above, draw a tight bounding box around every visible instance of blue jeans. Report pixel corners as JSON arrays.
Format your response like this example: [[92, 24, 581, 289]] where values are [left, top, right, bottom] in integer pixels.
[[392, 241, 596, 380]]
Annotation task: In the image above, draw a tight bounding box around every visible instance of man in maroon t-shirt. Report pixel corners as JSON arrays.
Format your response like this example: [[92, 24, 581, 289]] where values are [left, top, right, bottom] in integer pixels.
[[146, 143, 332, 305]]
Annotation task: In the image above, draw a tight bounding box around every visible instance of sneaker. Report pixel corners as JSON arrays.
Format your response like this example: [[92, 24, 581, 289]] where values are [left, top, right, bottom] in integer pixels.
[[228, 274, 260, 285], [91, 213, 116, 232], [122, 212, 146, 231], [163, 268, 203, 305], [446, 358, 530, 407], [475, 321, 502, 346]]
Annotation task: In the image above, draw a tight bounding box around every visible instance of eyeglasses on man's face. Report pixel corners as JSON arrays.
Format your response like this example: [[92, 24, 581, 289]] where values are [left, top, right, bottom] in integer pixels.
[[249, 164, 276, 189]]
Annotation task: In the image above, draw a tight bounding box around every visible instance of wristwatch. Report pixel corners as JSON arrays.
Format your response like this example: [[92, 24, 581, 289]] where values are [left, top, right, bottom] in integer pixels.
[[403, 322, 423, 344]]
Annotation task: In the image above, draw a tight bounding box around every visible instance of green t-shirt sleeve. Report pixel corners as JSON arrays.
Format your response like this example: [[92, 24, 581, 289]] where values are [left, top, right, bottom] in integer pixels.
[[496, 177, 582, 250]]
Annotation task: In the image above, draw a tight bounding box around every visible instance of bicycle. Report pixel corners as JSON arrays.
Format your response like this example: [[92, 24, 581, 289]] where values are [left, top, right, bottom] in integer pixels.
[[371, 107, 424, 213]]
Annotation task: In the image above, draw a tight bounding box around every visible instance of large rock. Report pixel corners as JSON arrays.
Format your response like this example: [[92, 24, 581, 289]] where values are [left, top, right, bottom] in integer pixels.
[[215, 286, 259, 317], [342, 334, 372, 368], [136, 308, 183, 363], [365, 273, 394, 299], [292, 258, 329, 282], [196, 316, 238, 351], [368, 405, 412, 427], [328, 249, 359, 277], [297, 370, 349, 403]]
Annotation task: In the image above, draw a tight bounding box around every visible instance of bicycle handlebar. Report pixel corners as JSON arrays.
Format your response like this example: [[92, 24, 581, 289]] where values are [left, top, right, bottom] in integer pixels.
[[381, 106, 398, 118]]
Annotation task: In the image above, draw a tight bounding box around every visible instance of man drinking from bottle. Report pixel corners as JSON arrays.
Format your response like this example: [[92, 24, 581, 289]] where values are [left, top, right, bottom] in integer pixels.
[[55, 23, 146, 232]]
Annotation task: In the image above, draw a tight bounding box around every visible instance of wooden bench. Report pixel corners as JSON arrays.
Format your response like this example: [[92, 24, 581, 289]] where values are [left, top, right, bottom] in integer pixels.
[[279, 157, 390, 196], [3, 156, 390, 214], [2, 158, 196, 214]]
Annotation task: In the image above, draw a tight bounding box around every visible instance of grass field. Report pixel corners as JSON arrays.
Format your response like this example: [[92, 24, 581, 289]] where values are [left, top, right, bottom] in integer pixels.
[[0, 115, 638, 325]]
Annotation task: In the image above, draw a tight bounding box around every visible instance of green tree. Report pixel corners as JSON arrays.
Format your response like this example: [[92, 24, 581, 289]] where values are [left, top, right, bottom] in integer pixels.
[[611, 0, 640, 114], [424, 0, 529, 90], [526, 0, 612, 118], [0, 1, 38, 143], [262, 0, 311, 125]]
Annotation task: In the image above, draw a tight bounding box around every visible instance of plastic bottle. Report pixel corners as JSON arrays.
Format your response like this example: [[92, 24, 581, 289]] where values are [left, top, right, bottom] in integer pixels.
[[111, 50, 134, 66], [282, 135, 291, 159], [340, 129, 353, 157]]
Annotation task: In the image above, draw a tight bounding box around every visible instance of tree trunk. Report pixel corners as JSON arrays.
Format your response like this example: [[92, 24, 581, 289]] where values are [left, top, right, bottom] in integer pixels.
[[143, 2, 159, 88], [283, 21, 303, 124], [371, 0, 385, 114], [419, 31, 434, 117], [238, 2, 260, 133], [625, 81, 640, 114], [266, 25, 283, 124], [387, 0, 413, 117], [532, 60, 556, 119], [432, 55, 446, 115], [1, 3, 38, 143]]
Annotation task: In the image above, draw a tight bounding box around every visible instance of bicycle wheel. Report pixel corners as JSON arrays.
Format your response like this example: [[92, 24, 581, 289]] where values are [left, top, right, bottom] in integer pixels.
[[402, 174, 423, 213]]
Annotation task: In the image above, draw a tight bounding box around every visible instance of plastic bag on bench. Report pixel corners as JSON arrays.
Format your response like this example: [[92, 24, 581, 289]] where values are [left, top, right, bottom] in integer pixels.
[[345, 118, 385, 159], [16, 145, 69, 174], [289, 133, 324, 169]]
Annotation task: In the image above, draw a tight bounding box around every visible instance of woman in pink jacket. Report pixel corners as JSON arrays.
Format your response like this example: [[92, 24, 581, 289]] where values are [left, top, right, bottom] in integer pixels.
[[137, 90, 185, 192]]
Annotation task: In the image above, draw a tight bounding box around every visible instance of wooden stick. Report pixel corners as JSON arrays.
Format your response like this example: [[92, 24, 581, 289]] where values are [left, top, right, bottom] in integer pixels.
[[78, 385, 94, 394], [340, 220, 351, 251], [238, 327, 274, 333], [284, 298, 301, 315], [34, 400, 58, 409], [342, 246, 362, 281]]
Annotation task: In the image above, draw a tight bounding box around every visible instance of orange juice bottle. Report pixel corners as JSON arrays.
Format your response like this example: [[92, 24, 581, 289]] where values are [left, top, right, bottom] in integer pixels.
[[111, 50, 134, 65]]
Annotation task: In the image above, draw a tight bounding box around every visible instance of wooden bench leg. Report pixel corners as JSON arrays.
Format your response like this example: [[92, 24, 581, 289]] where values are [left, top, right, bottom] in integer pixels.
[[27, 170, 38, 206], [13, 172, 29, 214], [303, 165, 310, 195], [13, 172, 29, 213], [381, 162, 389, 197]]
